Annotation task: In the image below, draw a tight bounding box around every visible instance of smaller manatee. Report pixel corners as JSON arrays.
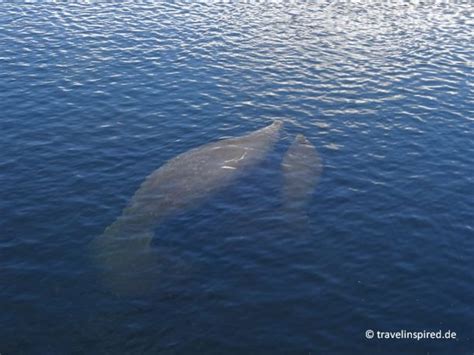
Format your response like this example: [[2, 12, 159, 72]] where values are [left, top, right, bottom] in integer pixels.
[[281, 134, 322, 213]]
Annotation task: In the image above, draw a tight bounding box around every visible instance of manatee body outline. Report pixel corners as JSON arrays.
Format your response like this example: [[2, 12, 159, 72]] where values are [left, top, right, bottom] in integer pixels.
[[281, 133, 322, 213], [92, 121, 283, 294]]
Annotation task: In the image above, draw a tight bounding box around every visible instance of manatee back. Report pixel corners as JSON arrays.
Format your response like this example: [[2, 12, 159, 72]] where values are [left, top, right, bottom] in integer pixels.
[[124, 120, 283, 224]]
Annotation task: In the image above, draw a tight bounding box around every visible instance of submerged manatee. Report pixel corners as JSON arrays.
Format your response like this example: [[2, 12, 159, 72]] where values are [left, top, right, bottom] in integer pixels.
[[281, 134, 322, 214], [92, 121, 283, 294]]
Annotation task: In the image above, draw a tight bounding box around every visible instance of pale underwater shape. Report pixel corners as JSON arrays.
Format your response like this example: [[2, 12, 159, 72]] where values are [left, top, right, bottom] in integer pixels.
[[91, 121, 283, 295], [281, 134, 323, 216]]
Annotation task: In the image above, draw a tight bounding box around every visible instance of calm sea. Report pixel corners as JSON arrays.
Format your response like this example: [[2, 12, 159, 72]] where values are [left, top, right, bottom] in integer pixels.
[[1, 1, 473, 354]]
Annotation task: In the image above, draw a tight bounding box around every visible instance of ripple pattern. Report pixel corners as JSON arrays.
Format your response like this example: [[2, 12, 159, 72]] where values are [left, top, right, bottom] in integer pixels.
[[0, 1, 473, 354]]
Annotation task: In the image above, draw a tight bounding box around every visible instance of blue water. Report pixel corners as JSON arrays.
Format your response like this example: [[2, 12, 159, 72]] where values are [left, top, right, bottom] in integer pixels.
[[1, 1, 473, 354]]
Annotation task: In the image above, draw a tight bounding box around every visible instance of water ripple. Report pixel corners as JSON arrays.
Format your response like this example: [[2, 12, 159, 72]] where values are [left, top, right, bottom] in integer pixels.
[[0, 1, 473, 354]]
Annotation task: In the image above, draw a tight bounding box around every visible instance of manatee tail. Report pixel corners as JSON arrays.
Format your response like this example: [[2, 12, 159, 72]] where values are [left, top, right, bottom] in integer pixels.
[[90, 222, 157, 296]]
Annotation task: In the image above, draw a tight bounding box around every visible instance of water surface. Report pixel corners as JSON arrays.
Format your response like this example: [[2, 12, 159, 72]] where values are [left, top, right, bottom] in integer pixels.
[[1, 1, 473, 354]]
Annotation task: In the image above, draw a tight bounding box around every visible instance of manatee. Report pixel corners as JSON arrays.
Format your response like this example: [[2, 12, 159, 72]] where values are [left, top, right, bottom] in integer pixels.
[[92, 121, 283, 294], [281, 134, 322, 214]]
